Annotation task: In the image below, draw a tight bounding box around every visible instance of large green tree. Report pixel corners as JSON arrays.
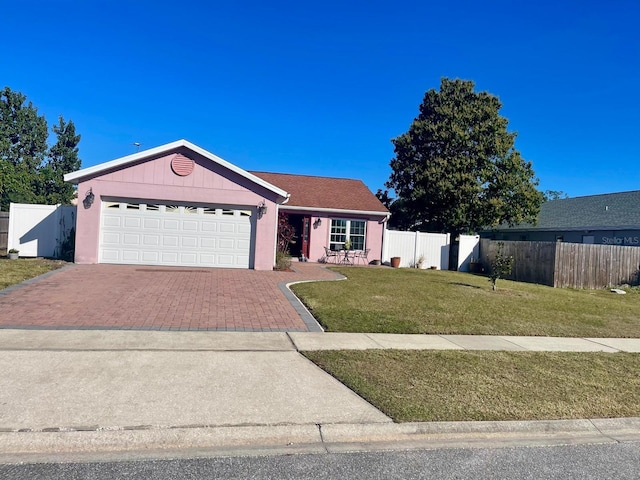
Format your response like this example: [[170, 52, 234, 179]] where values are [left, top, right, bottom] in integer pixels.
[[0, 87, 81, 211], [386, 78, 542, 234], [38, 116, 81, 205]]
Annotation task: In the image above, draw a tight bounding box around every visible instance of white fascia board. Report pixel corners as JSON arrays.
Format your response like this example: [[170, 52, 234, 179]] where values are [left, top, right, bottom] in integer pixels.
[[280, 205, 390, 218], [63, 139, 289, 201]]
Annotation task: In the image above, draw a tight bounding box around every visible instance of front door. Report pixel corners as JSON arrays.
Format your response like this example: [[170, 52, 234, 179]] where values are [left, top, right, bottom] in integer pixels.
[[300, 216, 311, 260]]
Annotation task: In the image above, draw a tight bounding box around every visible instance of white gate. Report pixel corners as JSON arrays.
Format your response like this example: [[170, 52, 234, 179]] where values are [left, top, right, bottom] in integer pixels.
[[8, 203, 76, 258]]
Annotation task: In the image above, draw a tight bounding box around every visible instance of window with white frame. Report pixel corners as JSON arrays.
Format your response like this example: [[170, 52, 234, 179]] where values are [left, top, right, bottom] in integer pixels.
[[329, 219, 366, 250]]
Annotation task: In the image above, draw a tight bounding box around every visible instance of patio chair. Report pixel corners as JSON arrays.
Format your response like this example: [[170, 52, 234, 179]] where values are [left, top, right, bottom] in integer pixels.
[[324, 247, 339, 264], [355, 249, 370, 265]]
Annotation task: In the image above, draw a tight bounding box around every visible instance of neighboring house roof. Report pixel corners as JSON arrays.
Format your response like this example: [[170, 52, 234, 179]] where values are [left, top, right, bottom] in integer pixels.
[[250, 171, 389, 216], [63, 139, 289, 200], [489, 190, 640, 232]]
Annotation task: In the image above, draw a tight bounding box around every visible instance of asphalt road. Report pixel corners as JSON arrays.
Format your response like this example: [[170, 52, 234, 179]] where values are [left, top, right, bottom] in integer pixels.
[[2, 441, 639, 479]]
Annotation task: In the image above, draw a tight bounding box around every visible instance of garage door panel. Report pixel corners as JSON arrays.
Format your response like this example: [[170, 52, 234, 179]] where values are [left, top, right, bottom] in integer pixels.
[[122, 250, 140, 261], [163, 219, 180, 230], [143, 218, 161, 229], [199, 254, 215, 264], [143, 235, 160, 246], [182, 220, 198, 231], [102, 232, 120, 245], [181, 236, 198, 248], [123, 234, 141, 245], [124, 217, 141, 228], [161, 252, 179, 263], [201, 222, 217, 232], [201, 238, 216, 248], [141, 251, 159, 262], [101, 249, 120, 262], [217, 255, 235, 265], [180, 253, 198, 264], [163, 236, 179, 247], [103, 216, 121, 227], [99, 201, 252, 268], [218, 238, 235, 249]]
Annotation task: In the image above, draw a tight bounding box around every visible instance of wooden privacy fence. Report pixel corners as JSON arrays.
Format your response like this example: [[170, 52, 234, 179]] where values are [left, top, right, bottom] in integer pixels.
[[554, 242, 640, 288], [480, 239, 640, 289], [0, 212, 8, 253]]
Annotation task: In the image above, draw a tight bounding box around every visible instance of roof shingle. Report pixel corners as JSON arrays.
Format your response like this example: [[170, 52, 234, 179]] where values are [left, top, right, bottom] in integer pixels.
[[251, 171, 389, 214], [493, 190, 640, 231]]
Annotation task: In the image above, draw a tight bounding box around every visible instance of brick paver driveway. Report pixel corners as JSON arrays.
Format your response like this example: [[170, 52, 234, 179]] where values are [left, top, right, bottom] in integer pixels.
[[0, 263, 341, 331]]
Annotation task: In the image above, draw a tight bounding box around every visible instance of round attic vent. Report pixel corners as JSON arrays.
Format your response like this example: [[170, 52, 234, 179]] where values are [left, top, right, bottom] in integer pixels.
[[171, 154, 195, 176]]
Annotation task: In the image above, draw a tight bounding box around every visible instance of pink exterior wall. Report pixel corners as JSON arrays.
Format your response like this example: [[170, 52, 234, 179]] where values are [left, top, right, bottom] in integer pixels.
[[282, 209, 387, 264], [75, 151, 281, 270]]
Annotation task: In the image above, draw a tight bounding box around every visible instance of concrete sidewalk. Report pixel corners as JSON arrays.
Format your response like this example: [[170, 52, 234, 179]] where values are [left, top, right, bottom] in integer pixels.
[[2, 329, 640, 353], [2, 329, 640, 463]]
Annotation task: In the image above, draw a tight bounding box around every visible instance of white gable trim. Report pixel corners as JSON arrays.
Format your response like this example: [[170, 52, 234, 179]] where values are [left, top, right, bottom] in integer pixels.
[[64, 139, 289, 199]]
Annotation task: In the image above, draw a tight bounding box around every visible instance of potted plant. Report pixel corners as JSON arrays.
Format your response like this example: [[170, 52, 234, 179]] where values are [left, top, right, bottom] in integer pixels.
[[8, 248, 19, 260]]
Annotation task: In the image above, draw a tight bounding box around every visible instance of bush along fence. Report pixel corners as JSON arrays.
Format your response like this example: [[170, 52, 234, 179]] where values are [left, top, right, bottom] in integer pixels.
[[479, 239, 640, 289]]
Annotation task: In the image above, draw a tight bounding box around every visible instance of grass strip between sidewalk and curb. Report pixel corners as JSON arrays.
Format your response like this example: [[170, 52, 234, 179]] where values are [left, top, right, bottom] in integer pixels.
[[0, 258, 67, 290], [303, 349, 640, 423], [291, 267, 640, 337]]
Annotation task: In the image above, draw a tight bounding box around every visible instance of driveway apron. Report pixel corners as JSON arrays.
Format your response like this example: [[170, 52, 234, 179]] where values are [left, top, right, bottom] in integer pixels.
[[0, 263, 340, 331]]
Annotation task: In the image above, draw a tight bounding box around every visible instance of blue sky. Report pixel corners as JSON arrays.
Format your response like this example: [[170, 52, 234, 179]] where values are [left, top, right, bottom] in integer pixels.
[[3, 0, 639, 198]]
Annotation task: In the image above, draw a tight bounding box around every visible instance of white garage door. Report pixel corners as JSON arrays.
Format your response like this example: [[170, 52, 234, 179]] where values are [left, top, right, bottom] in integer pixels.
[[99, 201, 252, 268]]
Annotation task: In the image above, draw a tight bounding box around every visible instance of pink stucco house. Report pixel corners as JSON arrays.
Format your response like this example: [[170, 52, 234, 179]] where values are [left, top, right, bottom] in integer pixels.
[[64, 140, 389, 270]]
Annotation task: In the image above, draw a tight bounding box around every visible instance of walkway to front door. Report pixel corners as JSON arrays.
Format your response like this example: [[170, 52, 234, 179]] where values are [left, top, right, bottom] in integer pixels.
[[0, 263, 341, 331]]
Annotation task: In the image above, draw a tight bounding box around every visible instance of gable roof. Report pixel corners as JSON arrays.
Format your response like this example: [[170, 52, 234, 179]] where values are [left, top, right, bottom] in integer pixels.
[[491, 190, 640, 232], [63, 139, 289, 199], [250, 171, 389, 216]]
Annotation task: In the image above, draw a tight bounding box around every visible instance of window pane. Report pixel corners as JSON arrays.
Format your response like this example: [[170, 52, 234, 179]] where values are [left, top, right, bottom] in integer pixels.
[[330, 219, 347, 250], [350, 221, 365, 236], [349, 220, 366, 250]]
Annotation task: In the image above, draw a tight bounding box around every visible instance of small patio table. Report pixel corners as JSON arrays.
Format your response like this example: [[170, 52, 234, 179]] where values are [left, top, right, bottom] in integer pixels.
[[338, 249, 357, 265]]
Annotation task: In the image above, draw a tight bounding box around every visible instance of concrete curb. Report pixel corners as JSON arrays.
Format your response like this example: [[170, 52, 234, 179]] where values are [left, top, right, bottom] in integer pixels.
[[2, 418, 640, 463]]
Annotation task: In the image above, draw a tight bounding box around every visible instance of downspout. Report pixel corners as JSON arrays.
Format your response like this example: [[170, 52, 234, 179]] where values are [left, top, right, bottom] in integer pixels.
[[381, 213, 390, 263]]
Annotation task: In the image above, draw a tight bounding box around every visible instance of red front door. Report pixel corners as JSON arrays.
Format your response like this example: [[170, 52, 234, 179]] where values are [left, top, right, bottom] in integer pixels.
[[301, 216, 311, 259]]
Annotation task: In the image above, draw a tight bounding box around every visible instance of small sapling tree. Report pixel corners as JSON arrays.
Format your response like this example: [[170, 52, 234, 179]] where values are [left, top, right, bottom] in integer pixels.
[[489, 242, 514, 291]]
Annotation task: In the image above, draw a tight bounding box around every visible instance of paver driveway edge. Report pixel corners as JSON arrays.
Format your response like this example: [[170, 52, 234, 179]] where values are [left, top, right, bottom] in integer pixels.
[[279, 265, 346, 333], [0, 263, 76, 298]]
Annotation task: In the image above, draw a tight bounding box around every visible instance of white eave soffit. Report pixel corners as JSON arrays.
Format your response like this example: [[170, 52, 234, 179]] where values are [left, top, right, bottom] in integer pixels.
[[280, 205, 390, 218], [63, 139, 289, 200]]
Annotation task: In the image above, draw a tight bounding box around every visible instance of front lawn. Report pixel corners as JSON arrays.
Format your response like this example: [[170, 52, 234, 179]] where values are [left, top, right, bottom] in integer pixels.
[[304, 350, 640, 422], [0, 258, 66, 290], [291, 267, 640, 337]]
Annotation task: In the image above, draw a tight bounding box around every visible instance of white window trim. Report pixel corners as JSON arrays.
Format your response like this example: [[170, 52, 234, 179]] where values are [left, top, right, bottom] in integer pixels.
[[329, 219, 367, 250]]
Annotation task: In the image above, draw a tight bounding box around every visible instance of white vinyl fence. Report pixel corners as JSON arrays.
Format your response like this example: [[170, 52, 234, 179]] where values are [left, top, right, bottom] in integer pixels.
[[383, 230, 451, 269], [382, 230, 481, 271], [457, 234, 480, 272], [8, 203, 76, 258]]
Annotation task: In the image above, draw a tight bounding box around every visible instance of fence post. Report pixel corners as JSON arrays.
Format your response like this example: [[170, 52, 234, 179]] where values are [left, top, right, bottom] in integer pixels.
[[382, 226, 389, 264]]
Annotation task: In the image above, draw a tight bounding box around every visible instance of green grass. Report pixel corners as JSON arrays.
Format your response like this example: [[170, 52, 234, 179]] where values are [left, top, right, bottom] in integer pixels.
[[304, 350, 640, 422], [291, 267, 640, 337], [0, 258, 66, 290]]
